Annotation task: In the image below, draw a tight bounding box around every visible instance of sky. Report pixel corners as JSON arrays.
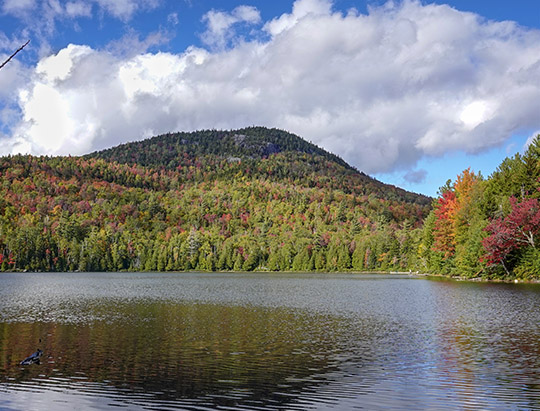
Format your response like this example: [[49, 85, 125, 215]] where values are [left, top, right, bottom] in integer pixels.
[[0, 0, 539, 197]]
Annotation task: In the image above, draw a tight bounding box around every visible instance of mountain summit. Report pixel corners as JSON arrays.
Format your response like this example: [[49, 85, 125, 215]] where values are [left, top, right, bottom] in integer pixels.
[[88, 127, 429, 206], [90, 127, 350, 168]]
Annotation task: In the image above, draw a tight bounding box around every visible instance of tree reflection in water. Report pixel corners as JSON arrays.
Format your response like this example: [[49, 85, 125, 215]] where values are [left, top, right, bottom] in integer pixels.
[[0, 302, 366, 409], [2, 274, 540, 410]]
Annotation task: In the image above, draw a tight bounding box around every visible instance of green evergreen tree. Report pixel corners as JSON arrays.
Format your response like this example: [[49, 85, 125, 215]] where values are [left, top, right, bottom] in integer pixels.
[[337, 245, 351, 271], [233, 253, 244, 271]]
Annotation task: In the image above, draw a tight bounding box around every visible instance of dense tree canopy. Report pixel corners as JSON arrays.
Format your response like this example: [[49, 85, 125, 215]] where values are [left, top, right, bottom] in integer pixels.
[[0, 128, 430, 273], [4, 127, 537, 280], [421, 135, 540, 280]]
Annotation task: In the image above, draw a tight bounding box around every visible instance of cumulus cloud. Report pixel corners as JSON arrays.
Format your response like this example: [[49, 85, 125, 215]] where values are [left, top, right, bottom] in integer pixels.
[[264, 0, 332, 36], [201, 5, 261, 50], [3, 0, 540, 176], [0, 57, 30, 137]]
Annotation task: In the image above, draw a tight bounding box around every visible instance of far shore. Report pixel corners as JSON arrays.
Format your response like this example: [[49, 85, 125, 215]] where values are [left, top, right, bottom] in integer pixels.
[[2, 269, 540, 284]]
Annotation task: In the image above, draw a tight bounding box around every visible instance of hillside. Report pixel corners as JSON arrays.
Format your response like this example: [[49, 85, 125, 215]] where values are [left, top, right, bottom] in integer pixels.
[[0, 127, 431, 272]]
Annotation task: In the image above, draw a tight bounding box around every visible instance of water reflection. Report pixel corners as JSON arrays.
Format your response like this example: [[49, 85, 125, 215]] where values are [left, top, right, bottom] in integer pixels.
[[1, 304, 353, 410], [0, 273, 540, 409]]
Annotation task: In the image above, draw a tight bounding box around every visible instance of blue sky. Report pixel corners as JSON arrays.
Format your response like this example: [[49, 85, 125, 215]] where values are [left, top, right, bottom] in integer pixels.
[[0, 0, 539, 197]]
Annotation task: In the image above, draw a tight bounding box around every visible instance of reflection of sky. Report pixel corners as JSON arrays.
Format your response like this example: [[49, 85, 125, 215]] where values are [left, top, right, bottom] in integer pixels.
[[2, 273, 540, 409], [0, 384, 141, 411]]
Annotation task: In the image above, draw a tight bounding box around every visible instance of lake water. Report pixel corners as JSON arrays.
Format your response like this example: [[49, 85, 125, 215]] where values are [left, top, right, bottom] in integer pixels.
[[1, 272, 540, 410]]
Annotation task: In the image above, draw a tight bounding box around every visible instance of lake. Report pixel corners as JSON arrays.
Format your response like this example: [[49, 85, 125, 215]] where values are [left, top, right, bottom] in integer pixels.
[[1, 272, 540, 410]]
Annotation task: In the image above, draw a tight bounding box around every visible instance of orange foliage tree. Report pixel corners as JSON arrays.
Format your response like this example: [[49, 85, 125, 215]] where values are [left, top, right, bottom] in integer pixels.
[[432, 168, 480, 260]]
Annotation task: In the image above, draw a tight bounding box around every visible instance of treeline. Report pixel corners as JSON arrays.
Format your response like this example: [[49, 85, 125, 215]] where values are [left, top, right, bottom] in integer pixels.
[[420, 135, 540, 280], [0, 146, 429, 273]]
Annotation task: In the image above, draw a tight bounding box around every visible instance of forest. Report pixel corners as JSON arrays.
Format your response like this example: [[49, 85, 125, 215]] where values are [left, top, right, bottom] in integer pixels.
[[420, 135, 540, 280], [0, 127, 430, 273], [0, 126, 538, 280]]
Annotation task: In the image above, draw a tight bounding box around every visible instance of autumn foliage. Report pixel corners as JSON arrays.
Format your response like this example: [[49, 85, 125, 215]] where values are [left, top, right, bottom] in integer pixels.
[[0, 127, 430, 273], [422, 135, 540, 279], [430, 168, 481, 260], [483, 197, 540, 273], [432, 189, 457, 258]]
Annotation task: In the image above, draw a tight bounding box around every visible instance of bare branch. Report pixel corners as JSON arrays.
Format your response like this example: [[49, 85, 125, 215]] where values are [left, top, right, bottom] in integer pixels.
[[0, 40, 30, 70]]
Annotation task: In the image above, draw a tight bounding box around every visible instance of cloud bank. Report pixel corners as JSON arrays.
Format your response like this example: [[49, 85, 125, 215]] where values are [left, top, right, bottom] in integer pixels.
[[2, 0, 540, 175]]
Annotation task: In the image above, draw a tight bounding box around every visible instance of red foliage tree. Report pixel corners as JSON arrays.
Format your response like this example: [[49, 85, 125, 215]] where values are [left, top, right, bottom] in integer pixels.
[[483, 197, 540, 273]]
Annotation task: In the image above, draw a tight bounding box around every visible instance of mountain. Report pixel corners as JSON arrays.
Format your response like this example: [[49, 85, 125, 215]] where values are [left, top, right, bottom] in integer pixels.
[[0, 127, 430, 273], [88, 127, 428, 205], [90, 126, 351, 169]]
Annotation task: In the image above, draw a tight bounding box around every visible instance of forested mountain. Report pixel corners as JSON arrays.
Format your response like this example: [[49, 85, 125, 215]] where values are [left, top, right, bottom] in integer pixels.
[[88, 127, 425, 205], [0, 127, 431, 273]]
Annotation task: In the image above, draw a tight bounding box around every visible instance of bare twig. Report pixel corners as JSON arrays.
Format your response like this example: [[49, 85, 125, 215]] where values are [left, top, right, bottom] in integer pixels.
[[0, 40, 30, 70]]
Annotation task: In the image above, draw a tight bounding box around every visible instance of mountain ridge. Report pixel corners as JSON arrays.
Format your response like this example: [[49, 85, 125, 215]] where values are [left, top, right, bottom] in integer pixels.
[[87, 126, 430, 206]]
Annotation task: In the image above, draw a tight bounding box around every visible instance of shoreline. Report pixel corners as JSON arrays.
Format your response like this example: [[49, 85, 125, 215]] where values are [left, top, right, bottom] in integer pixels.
[[2, 269, 540, 284], [408, 271, 540, 284]]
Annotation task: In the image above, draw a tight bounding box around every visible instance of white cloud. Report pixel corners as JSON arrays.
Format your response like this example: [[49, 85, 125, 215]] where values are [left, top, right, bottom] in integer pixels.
[[459, 100, 495, 130], [167, 12, 179, 26], [264, 0, 332, 36], [93, 0, 160, 21], [36, 44, 89, 81], [2, 0, 36, 15], [105, 29, 171, 57], [93, 0, 135, 21], [65, 1, 92, 18], [2, 0, 159, 30], [0, 32, 29, 53], [0, 0, 164, 71], [201, 5, 261, 49], [233, 5, 261, 23], [3, 0, 540, 176]]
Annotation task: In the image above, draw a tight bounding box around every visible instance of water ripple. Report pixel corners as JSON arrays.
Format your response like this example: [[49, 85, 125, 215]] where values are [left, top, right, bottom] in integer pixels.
[[1, 273, 540, 409]]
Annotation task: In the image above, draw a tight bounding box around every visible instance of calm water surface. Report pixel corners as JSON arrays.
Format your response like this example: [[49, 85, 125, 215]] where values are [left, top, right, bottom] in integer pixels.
[[1, 272, 540, 410]]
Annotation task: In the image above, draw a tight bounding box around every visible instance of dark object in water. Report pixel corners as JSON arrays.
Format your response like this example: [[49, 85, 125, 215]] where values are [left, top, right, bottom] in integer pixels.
[[20, 349, 43, 365]]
